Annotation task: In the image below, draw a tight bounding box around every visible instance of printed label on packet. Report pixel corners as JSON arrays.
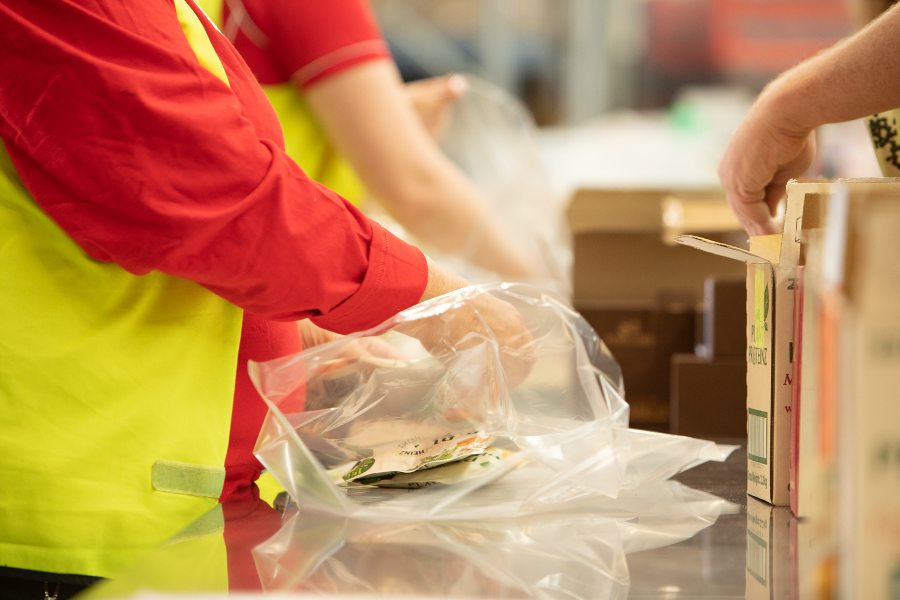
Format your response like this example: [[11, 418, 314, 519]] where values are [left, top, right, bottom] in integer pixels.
[[367, 447, 513, 488], [335, 427, 492, 484]]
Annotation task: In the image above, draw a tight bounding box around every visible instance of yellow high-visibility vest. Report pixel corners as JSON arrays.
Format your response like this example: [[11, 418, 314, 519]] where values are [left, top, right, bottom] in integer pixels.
[[0, 0, 246, 579]]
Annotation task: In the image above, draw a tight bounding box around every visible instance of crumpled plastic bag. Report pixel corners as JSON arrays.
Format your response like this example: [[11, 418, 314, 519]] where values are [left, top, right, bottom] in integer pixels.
[[249, 284, 735, 521]]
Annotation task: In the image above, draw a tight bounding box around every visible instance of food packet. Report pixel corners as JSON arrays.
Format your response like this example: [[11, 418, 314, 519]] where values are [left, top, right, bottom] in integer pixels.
[[364, 447, 513, 489], [334, 426, 492, 485]]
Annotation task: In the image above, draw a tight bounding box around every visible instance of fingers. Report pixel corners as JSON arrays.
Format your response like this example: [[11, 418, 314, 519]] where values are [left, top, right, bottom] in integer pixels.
[[406, 73, 468, 103], [398, 292, 535, 388], [728, 192, 780, 236], [405, 73, 468, 138], [472, 295, 535, 387], [443, 73, 468, 101], [718, 103, 816, 236], [297, 318, 340, 347]]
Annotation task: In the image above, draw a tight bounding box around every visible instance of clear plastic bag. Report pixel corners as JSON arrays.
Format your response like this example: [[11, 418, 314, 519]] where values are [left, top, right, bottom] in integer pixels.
[[367, 75, 572, 296], [250, 284, 734, 521], [436, 75, 572, 295]]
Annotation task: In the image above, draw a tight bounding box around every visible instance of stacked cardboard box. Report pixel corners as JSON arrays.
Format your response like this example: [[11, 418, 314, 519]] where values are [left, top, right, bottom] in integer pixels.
[[681, 179, 899, 599], [677, 181, 831, 505], [821, 187, 900, 600], [670, 277, 747, 437], [568, 188, 745, 306], [580, 303, 694, 430], [568, 188, 745, 431]]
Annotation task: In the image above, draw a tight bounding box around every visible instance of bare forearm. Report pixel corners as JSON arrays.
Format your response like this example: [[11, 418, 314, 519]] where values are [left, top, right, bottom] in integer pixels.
[[306, 62, 536, 280], [375, 155, 536, 279], [761, 4, 900, 133]]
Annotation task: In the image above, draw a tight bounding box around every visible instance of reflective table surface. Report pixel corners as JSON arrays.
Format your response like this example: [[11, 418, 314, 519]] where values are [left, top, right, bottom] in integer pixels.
[[82, 441, 778, 599], [628, 442, 747, 599]]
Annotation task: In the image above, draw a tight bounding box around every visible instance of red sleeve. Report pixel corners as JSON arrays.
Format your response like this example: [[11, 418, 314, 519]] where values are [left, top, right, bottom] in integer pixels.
[[0, 0, 426, 333], [223, 0, 391, 88]]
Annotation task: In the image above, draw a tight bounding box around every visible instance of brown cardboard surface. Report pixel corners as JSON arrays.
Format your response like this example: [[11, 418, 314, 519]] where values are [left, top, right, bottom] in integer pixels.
[[700, 277, 746, 358], [745, 238, 779, 504], [572, 232, 746, 306], [661, 194, 743, 240], [579, 305, 694, 430], [567, 188, 724, 234], [833, 192, 900, 600], [794, 230, 825, 520], [669, 353, 745, 437], [569, 187, 745, 306]]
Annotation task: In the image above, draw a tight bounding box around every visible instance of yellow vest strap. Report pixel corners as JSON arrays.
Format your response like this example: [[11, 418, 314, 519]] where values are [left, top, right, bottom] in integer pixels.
[[151, 460, 225, 499]]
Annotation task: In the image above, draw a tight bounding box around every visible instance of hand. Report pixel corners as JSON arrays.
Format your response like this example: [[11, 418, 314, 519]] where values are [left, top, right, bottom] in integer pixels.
[[298, 319, 406, 366], [404, 73, 468, 138], [718, 92, 817, 235], [297, 318, 340, 348], [398, 260, 535, 387]]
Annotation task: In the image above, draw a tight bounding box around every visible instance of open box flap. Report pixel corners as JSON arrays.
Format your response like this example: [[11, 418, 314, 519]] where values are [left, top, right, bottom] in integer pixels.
[[675, 234, 771, 265]]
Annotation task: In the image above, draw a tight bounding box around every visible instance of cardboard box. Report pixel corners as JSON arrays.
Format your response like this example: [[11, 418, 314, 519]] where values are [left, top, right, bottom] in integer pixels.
[[790, 265, 805, 518], [791, 230, 826, 520], [578, 305, 695, 430], [568, 188, 746, 306], [670, 353, 745, 437], [569, 188, 744, 432], [678, 181, 834, 505], [823, 187, 900, 600], [698, 277, 746, 358]]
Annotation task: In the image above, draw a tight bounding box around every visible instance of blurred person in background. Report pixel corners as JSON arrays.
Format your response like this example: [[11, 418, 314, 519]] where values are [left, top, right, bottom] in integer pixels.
[[0, 0, 531, 596], [718, 1, 900, 234], [195, 0, 537, 282]]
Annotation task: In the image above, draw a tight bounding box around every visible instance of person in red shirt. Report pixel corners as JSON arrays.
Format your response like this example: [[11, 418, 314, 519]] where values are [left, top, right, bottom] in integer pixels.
[[198, 0, 537, 281], [0, 0, 530, 593]]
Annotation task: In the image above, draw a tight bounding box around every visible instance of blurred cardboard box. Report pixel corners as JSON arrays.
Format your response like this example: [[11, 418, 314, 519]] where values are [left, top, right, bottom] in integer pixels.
[[670, 353, 745, 437], [569, 188, 742, 432], [823, 185, 900, 600], [568, 188, 745, 306], [697, 277, 745, 358], [579, 303, 694, 431], [677, 180, 832, 506]]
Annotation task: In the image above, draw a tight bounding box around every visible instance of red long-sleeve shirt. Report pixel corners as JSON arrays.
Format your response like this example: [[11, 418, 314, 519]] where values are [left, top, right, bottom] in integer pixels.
[[0, 0, 426, 330], [0, 0, 428, 498]]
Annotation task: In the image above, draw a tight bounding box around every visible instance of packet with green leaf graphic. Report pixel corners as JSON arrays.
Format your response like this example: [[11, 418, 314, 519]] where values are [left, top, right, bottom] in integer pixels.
[[362, 447, 513, 489], [333, 426, 492, 485]]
